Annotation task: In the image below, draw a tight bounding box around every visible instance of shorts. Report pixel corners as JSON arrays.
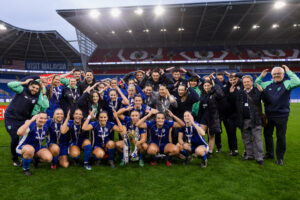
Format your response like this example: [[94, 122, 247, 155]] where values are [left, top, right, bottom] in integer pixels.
[[59, 144, 68, 156], [16, 143, 45, 157], [150, 142, 167, 154], [69, 138, 86, 149], [93, 140, 109, 150], [191, 144, 209, 154], [200, 112, 209, 126]]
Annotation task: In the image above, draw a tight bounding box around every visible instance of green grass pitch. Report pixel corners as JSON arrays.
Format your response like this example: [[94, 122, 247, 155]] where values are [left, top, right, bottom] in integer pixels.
[[0, 103, 299, 200]]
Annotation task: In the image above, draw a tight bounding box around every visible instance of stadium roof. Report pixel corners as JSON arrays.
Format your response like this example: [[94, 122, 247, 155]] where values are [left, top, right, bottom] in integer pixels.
[[57, 0, 300, 49], [0, 20, 81, 63]]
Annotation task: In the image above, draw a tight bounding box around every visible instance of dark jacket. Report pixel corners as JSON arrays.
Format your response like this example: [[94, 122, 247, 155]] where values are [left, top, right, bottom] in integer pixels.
[[230, 87, 270, 129], [78, 79, 96, 95], [77, 92, 107, 119], [198, 85, 224, 134], [140, 73, 174, 91], [173, 87, 200, 119]]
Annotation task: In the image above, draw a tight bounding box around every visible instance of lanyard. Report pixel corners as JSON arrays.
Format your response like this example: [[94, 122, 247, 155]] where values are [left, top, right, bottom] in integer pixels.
[[70, 88, 77, 103], [54, 122, 61, 144], [185, 125, 193, 144], [110, 100, 118, 110], [73, 124, 81, 144], [36, 128, 44, 148], [99, 125, 106, 147], [53, 87, 61, 102]]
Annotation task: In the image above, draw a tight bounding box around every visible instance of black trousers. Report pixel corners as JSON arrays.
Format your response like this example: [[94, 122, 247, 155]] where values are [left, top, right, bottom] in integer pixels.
[[223, 117, 238, 151], [264, 116, 288, 160], [4, 117, 24, 161]]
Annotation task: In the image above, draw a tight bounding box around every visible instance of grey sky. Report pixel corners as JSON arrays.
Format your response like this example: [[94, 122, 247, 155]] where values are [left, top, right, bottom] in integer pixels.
[[0, 0, 237, 50]]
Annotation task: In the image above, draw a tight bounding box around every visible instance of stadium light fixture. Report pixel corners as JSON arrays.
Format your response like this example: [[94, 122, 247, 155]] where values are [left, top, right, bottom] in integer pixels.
[[272, 24, 279, 29], [111, 30, 116, 34], [154, 6, 165, 16], [178, 27, 185, 31], [274, 1, 286, 9], [134, 8, 143, 15], [143, 29, 149, 33], [293, 24, 300, 28], [0, 24, 7, 30], [233, 25, 240, 30], [160, 28, 167, 32], [252, 24, 260, 29], [111, 8, 121, 18], [127, 29, 132, 33], [89, 9, 100, 19]]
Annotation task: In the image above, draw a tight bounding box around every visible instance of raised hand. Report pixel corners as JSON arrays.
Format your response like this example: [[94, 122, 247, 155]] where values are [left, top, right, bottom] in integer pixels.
[[229, 84, 236, 93], [159, 68, 165, 75], [167, 109, 174, 118], [282, 65, 290, 72], [180, 67, 187, 73], [31, 114, 39, 122], [146, 69, 151, 77], [126, 104, 134, 111], [21, 78, 33, 85], [256, 83, 263, 92], [260, 69, 268, 78]]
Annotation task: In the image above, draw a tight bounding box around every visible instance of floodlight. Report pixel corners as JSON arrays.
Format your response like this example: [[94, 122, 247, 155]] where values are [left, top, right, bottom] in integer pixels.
[[252, 25, 260, 29], [134, 8, 143, 15], [274, 1, 286, 9], [272, 24, 279, 29], [89, 10, 100, 19], [111, 30, 116, 34], [127, 29, 132, 33], [154, 6, 165, 16], [111, 8, 121, 18], [178, 27, 185, 31], [143, 29, 149, 33], [0, 24, 7, 30], [160, 28, 167, 32], [233, 25, 240, 30]]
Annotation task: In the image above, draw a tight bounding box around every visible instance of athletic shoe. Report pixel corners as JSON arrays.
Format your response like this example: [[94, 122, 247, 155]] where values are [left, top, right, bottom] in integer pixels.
[[216, 148, 221, 153], [13, 160, 21, 167], [184, 156, 192, 165], [257, 160, 264, 165], [166, 160, 172, 167], [73, 159, 80, 166], [119, 159, 125, 166], [178, 153, 186, 160], [109, 160, 115, 168], [139, 159, 144, 167], [201, 159, 207, 168], [95, 160, 101, 166], [23, 169, 33, 176], [84, 164, 92, 170], [51, 164, 57, 170], [264, 154, 274, 160], [207, 152, 213, 159], [277, 159, 284, 166], [232, 150, 239, 156], [33, 156, 39, 169], [151, 160, 157, 166], [243, 156, 254, 161]]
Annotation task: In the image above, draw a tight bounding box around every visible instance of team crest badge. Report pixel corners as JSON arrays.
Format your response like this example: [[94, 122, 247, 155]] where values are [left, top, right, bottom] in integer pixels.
[[277, 87, 281, 91]]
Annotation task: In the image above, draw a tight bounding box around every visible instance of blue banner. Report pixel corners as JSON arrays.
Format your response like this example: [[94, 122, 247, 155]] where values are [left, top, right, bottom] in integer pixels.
[[25, 61, 68, 71]]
